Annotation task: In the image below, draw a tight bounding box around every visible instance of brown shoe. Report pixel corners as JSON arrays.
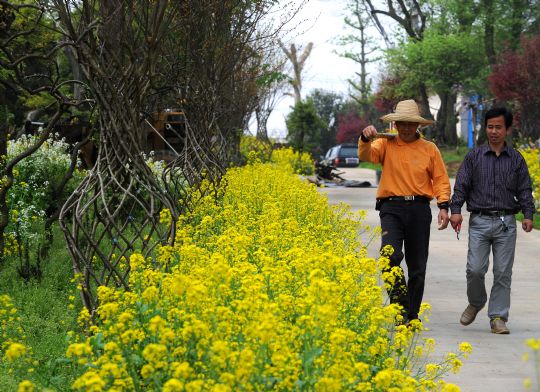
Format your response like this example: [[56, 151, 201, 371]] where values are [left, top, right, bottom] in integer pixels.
[[490, 318, 510, 334], [460, 304, 484, 326]]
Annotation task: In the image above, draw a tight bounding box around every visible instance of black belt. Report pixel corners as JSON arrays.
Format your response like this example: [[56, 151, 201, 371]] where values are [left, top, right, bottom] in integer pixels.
[[379, 196, 430, 203], [470, 209, 516, 217]]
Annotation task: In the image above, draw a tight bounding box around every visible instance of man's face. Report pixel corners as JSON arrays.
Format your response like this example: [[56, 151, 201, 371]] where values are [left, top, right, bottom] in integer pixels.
[[395, 121, 419, 142], [486, 115, 509, 145]]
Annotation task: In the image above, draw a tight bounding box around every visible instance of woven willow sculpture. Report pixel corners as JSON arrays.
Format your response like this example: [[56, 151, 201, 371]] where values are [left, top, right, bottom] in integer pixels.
[[162, 117, 225, 215], [55, 1, 224, 312], [51, 0, 279, 312]]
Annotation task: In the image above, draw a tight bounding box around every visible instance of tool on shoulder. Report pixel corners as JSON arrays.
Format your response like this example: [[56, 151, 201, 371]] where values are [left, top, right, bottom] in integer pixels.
[[372, 133, 397, 139]]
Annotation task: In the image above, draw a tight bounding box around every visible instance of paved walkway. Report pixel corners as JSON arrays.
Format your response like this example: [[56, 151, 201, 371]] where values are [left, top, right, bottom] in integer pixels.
[[320, 168, 540, 392]]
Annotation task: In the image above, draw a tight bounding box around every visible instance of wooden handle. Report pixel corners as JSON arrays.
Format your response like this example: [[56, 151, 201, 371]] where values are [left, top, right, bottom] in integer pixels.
[[372, 133, 397, 139]]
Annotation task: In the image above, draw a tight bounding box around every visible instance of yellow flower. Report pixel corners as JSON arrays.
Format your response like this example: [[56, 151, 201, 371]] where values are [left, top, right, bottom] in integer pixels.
[[142, 343, 167, 363], [315, 376, 341, 391], [172, 361, 193, 379], [17, 380, 34, 392], [185, 380, 205, 392], [526, 338, 540, 352], [140, 364, 154, 379], [419, 302, 431, 321], [72, 370, 106, 391], [425, 363, 441, 377], [97, 302, 119, 319], [458, 341, 473, 358], [163, 379, 184, 392], [354, 362, 370, 381], [141, 286, 159, 302], [373, 369, 393, 389], [66, 342, 92, 358], [4, 342, 27, 361], [149, 315, 166, 333], [129, 252, 146, 271], [440, 382, 461, 392], [160, 208, 172, 225]]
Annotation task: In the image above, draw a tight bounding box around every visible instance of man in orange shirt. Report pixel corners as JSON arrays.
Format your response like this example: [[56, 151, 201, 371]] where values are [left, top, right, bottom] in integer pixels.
[[359, 99, 451, 324]]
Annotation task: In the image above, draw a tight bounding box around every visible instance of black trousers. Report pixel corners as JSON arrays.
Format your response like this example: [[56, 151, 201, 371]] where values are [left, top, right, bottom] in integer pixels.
[[379, 200, 432, 320]]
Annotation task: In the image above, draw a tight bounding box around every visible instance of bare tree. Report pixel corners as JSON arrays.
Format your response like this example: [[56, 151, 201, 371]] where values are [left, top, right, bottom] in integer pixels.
[[362, 0, 427, 42], [254, 56, 288, 141], [150, 1, 304, 165], [339, 1, 381, 110], [360, 0, 434, 123], [279, 41, 313, 104], [0, 2, 90, 267]]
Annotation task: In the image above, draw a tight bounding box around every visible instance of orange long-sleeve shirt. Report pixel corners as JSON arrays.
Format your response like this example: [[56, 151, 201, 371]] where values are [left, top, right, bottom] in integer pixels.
[[358, 136, 450, 203]]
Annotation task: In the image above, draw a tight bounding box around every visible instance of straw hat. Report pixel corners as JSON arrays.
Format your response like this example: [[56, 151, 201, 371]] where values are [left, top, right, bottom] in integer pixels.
[[380, 99, 434, 124]]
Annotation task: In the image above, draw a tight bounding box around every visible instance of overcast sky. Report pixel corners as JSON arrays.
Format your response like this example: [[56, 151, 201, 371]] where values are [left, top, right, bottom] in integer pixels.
[[260, 0, 383, 140]]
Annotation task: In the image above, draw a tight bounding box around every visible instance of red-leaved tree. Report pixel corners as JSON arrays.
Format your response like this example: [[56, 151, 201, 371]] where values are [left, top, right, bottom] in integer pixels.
[[373, 92, 397, 118], [336, 111, 368, 143], [488, 35, 540, 140]]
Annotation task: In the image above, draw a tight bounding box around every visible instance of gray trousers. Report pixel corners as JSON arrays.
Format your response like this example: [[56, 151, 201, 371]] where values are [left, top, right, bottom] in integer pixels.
[[467, 213, 517, 321]]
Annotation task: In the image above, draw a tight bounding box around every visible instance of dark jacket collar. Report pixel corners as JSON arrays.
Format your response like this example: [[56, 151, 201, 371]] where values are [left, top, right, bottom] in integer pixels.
[[481, 143, 510, 156]]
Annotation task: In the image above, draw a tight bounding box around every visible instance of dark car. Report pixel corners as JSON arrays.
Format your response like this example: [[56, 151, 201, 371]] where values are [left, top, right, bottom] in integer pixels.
[[322, 143, 360, 167]]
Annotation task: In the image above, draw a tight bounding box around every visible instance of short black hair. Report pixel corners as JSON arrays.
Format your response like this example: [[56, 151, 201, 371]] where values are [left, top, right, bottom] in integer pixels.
[[484, 107, 513, 128]]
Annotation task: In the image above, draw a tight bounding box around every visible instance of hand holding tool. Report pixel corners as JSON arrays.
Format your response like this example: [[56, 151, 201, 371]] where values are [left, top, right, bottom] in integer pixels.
[[455, 223, 461, 240]]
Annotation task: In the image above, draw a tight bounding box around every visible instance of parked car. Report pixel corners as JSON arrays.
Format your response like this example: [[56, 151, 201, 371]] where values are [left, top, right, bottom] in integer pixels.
[[322, 143, 360, 167]]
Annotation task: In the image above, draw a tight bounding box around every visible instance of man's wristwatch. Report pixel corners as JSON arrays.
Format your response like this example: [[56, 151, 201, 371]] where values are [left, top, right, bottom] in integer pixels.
[[360, 133, 370, 143], [437, 202, 449, 210]]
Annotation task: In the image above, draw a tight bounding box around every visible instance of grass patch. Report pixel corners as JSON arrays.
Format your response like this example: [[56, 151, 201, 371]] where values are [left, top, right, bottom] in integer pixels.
[[440, 146, 469, 177], [358, 161, 381, 171], [0, 225, 80, 390], [516, 212, 540, 230]]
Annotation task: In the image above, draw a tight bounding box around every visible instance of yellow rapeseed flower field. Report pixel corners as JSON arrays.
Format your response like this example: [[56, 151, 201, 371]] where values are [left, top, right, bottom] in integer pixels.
[[519, 147, 540, 211], [1, 152, 471, 391]]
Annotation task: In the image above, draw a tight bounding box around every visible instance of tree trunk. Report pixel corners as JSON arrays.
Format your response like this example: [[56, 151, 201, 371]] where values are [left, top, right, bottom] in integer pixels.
[[418, 84, 434, 121], [444, 91, 458, 146], [64, 47, 83, 100], [435, 90, 458, 146], [510, 0, 526, 50], [417, 84, 435, 139], [255, 107, 270, 142], [483, 0, 496, 65], [279, 42, 313, 104], [0, 128, 7, 262]]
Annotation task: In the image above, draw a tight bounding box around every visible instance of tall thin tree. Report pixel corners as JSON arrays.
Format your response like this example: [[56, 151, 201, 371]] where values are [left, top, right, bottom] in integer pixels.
[[279, 41, 313, 104]]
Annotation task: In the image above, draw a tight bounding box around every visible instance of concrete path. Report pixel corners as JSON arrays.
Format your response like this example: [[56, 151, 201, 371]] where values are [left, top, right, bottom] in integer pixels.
[[319, 167, 540, 392]]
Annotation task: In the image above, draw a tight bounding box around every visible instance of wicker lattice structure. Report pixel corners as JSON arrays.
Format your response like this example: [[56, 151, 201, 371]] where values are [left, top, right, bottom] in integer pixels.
[[56, 2, 228, 313], [162, 117, 225, 215]]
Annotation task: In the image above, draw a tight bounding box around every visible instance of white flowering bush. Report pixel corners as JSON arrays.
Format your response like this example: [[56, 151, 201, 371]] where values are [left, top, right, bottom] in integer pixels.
[[143, 152, 170, 191], [5, 135, 86, 256]]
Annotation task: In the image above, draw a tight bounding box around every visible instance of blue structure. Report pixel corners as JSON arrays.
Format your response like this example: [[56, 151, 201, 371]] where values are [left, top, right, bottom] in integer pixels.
[[467, 95, 483, 148]]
